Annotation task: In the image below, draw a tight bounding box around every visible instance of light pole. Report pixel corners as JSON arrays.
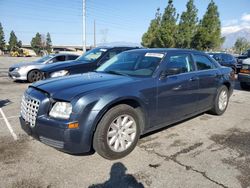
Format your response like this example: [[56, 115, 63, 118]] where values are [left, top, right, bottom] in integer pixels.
[[82, 0, 86, 53]]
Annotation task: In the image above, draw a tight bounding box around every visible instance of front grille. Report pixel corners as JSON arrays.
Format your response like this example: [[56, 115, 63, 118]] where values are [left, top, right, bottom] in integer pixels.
[[20, 94, 40, 128]]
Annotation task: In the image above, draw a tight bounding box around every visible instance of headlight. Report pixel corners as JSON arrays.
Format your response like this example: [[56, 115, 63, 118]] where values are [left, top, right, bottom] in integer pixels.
[[13, 67, 20, 71], [50, 70, 69, 78], [49, 102, 72, 119]]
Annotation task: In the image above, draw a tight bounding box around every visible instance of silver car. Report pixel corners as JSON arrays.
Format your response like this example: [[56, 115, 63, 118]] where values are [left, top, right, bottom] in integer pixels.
[[8, 54, 79, 82]]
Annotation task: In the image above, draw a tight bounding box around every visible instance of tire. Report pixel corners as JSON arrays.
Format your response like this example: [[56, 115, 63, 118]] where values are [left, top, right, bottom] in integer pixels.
[[209, 85, 229, 115], [240, 82, 250, 90], [93, 104, 141, 160], [27, 70, 43, 83]]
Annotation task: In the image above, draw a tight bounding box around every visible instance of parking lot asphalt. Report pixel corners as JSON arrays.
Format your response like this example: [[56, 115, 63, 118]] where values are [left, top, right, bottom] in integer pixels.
[[0, 57, 250, 188]]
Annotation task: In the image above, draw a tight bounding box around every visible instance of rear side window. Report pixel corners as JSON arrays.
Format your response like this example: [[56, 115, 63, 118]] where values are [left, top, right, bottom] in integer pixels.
[[194, 54, 215, 70], [166, 54, 194, 73]]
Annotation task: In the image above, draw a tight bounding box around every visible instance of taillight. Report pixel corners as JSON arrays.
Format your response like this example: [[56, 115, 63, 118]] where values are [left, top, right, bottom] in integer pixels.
[[240, 69, 250, 74]]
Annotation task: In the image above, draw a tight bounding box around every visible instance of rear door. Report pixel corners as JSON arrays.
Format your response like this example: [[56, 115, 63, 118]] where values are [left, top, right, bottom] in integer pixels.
[[156, 52, 199, 125], [193, 53, 220, 111]]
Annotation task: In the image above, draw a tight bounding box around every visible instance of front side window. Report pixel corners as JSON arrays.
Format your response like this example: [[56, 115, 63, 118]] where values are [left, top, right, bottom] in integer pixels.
[[77, 48, 108, 62], [97, 51, 165, 77], [194, 54, 215, 70], [210, 53, 222, 62], [98, 50, 122, 65], [68, 55, 78, 60], [166, 54, 194, 73], [221, 54, 234, 63], [55, 55, 66, 62]]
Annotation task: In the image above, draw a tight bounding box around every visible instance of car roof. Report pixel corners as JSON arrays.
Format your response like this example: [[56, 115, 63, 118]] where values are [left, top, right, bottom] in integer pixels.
[[95, 46, 140, 50], [53, 53, 79, 56], [124, 48, 202, 54], [208, 52, 232, 56]]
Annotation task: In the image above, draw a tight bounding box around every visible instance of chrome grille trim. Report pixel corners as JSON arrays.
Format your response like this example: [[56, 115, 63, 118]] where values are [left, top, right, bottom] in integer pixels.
[[20, 94, 40, 128]]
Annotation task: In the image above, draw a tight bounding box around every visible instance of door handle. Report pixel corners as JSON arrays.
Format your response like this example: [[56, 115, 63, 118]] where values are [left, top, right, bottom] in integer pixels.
[[189, 77, 198, 81]]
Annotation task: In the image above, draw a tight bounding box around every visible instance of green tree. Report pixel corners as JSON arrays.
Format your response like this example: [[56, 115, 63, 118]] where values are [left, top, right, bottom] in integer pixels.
[[8, 31, 19, 51], [176, 0, 198, 48], [141, 8, 161, 47], [31, 32, 42, 55], [234, 37, 250, 54], [157, 0, 178, 47], [0, 22, 5, 51], [191, 0, 223, 50], [46, 32, 52, 53]]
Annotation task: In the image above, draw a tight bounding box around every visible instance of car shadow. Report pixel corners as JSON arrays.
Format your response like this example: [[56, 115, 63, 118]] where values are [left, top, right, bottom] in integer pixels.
[[88, 162, 144, 188], [0, 99, 12, 108], [13, 80, 29, 84]]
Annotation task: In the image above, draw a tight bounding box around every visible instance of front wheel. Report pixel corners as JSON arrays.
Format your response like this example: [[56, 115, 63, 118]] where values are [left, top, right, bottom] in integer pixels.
[[27, 70, 43, 83], [209, 85, 229, 115], [93, 104, 141, 160]]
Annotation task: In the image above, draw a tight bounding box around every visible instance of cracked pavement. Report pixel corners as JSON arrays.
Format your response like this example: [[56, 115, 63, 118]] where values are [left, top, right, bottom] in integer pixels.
[[0, 57, 250, 188]]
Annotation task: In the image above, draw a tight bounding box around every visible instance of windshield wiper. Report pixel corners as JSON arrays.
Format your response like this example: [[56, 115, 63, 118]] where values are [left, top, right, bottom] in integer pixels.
[[104, 70, 129, 76]]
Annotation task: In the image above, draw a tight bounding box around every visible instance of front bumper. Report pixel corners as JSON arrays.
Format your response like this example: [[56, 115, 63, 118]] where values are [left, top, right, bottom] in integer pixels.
[[20, 116, 92, 154], [238, 73, 250, 83], [8, 71, 27, 80], [19, 87, 96, 154]]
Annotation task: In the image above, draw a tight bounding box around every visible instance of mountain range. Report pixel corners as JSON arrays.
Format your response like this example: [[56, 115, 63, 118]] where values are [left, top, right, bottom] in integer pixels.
[[222, 28, 250, 49]]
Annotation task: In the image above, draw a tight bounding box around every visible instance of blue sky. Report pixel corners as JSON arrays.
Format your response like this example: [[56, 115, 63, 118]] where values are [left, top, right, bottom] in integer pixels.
[[0, 0, 249, 46]]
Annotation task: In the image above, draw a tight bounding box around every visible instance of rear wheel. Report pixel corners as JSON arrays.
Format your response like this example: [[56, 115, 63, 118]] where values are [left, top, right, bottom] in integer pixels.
[[240, 82, 250, 90], [93, 104, 141, 160], [210, 85, 229, 115], [27, 70, 43, 83]]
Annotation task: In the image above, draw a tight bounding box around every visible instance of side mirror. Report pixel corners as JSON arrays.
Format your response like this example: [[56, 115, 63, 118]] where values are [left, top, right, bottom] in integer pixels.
[[160, 67, 182, 79]]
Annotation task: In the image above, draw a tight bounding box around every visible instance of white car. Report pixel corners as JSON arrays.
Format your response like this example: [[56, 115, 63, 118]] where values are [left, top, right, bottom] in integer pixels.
[[8, 54, 79, 82]]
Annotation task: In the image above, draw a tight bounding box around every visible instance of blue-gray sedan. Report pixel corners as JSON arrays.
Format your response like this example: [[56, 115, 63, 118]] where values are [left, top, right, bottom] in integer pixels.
[[19, 48, 235, 160]]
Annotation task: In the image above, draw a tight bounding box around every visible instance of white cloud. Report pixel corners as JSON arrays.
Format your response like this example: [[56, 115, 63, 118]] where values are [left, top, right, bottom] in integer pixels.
[[222, 25, 242, 35], [241, 13, 250, 22], [222, 13, 250, 35]]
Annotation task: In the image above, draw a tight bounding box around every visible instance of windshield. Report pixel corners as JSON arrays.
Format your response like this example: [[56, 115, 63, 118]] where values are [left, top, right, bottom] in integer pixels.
[[96, 51, 165, 77], [36, 55, 54, 63], [77, 48, 108, 62]]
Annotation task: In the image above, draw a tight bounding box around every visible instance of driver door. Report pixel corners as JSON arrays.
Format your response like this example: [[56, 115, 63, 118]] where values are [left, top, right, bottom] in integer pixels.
[[156, 52, 199, 126]]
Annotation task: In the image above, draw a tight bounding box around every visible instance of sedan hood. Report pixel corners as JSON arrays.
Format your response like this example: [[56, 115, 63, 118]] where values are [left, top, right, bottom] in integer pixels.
[[40, 60, 88, 72], [31, 72, 135, 101]]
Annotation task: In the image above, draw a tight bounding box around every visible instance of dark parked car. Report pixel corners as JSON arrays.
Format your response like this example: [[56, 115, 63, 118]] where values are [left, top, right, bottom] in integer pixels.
[[8, 53, 79, 82], [41, 46, 139, 79], [235, 49, 250, 70], [238, 58, 250, 90], [20, 49, 234, 160], [209, 53, 237, 72]]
